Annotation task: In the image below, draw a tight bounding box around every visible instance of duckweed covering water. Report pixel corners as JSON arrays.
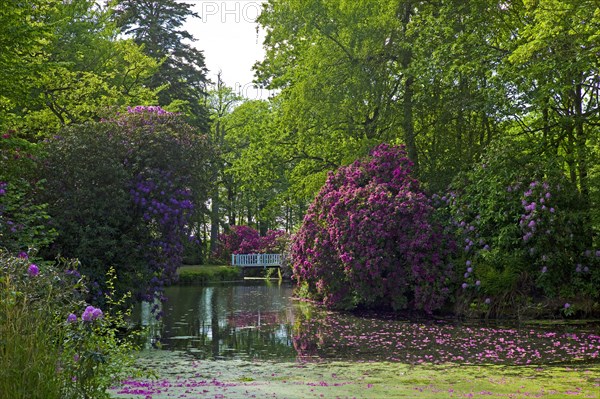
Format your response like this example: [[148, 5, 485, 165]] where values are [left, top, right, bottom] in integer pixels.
[[110, 351, 600, 399]]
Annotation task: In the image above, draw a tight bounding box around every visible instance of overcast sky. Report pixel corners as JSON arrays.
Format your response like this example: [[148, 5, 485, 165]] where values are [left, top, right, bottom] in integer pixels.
[[183, 1, 270, 99]]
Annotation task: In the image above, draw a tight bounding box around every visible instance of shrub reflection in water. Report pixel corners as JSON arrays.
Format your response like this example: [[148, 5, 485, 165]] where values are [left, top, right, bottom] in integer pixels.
[[139, 281, 600, 365]]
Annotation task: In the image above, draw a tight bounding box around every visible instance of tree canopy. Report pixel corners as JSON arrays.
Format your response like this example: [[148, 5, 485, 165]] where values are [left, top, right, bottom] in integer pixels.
[[0, 0, 159, 138], [113, 0, 210, 129]]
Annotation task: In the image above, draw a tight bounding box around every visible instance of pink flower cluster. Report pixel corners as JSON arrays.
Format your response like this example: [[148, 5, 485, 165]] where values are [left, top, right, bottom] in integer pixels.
[[126, 105, 173, 115], [291, 144, 454, 313], [215, 225, 288, 260]]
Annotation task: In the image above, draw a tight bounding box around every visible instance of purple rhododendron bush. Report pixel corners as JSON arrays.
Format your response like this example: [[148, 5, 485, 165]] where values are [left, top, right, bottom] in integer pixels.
[[41, 106, 212, 304], [291, 144, 455, 313], [437, 139, 600, 318]]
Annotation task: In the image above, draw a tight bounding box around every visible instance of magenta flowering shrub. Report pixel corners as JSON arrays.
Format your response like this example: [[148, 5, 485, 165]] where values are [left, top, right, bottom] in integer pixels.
[[42, 106, 212, 304], [218, 225, 261, 258], [440, 139, 599, 316], [291, 144, 455, 313], [214, 225, 290, 261], [261, 229, 289, 253]]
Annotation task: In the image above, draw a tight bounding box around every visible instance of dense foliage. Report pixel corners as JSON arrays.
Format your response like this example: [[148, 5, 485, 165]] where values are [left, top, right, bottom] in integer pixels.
[[0, 133, 56, 253], [291, 144, 454, 313], [438, 140, 600, 317], [242, 0, 600, 228], [41, 107, 212, 302], [0, 0, 598, 344], [0, 0, 158, 137]]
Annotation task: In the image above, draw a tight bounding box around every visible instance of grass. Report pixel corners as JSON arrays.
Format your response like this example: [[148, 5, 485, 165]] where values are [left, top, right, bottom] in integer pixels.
[[176, 264, 242, 284], [0, 277, 65, 399]]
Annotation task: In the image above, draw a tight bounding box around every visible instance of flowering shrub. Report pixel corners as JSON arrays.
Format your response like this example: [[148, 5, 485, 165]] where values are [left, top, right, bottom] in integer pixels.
[[130, 170, 196, 298], [439, 139, 599, 316], [0, 252, 139, 399], [216, 225, 261, 259], [41, 106, 212, 303], [291, 144, 455, 313], [214, 225, 290, 261], [61, 267, 141, 399]]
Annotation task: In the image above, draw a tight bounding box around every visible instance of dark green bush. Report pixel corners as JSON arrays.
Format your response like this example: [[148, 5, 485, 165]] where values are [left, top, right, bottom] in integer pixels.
[[40, 107, 213, 303]]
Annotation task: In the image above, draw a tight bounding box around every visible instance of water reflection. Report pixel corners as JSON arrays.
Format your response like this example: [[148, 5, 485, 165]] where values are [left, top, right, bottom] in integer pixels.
[[148, 281, 297, 361], [140, 281, 600, 365]]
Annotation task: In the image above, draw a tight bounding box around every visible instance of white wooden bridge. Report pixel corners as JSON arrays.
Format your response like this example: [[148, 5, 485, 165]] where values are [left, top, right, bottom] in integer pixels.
[[231, 253, 283, 269]]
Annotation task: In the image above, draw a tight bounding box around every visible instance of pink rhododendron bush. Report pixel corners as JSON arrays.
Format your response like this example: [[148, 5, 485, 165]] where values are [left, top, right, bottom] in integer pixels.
[[291, 144, 455, 313], [214, 225, 289, 261]]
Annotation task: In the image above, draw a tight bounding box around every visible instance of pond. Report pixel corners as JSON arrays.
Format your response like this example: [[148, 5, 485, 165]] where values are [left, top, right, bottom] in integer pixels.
[[140, 280, 600, 366], [142, 280, 297, 361]]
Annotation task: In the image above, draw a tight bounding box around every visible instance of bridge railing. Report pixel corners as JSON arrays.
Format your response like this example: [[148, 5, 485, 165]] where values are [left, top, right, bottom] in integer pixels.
[[231, 253, 282, 268]]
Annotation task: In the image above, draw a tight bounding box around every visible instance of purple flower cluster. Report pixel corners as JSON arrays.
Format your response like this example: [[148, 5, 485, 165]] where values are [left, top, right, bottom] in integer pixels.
[[81, 305, 103, 322], [27, 263, 39, 277], [442, 166, 600, 313], [519, 181, 554, 244], [291, 144, 454, 313], [66, 306, 103, 324], [103, 105, 179, 130], [516, 179, 596, 292], [433, 192, 489, 293], [130, 172, 195, 301]]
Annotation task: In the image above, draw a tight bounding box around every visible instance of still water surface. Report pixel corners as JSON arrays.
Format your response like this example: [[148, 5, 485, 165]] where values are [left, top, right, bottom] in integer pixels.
[[144, 281, 297, 361], [141, 281, 600, 365]]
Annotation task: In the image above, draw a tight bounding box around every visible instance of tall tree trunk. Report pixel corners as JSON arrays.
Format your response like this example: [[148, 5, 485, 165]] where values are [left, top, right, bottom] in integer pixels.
[[398, 1, 418, 175], [574, 83, 592, 245], [565, 122, 577, 185], [227, 184, 236, 226], [209, 190, 220, 255], [403, 74, 418, 175]]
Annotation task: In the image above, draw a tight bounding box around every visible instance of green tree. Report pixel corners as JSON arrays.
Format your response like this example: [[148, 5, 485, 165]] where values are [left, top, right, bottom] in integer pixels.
[[255, 0, 413, 187], [254, 0, 505, 199], [224, 98, 301, 232], [113, 0, 210, 129], [1, 0, 159, 137], [0, 0, 55, 117], [205, 74, 242, 253], [408, 0, 516, 192], [504, 0, 600, 240]]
